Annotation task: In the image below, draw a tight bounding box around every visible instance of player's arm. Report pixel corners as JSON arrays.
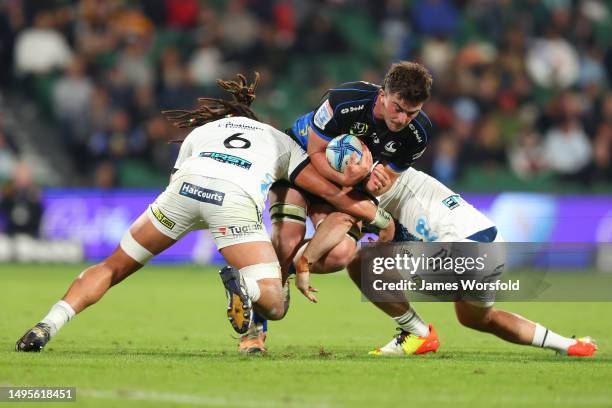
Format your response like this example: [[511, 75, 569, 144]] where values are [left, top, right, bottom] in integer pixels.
[[307, 128, 372, 187], [365, 141, 426, 196], [364, 164, 400, 196], [293, 162, 392, 230], [294, 210, 394, 302]]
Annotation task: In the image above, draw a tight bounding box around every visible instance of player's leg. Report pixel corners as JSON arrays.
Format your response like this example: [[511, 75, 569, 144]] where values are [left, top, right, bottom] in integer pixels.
[[268, 181, 308, 280], [236, 182, 306, 353], [290, 209, 360, 302], [346, 250, 439, 355], [454, 301, 596, 356], [300, 208, 360, 274], [452, 234, 596, 356], [16, 211, 177, 352], [219, 240, 286, 321], [202, 179, 294, 350]]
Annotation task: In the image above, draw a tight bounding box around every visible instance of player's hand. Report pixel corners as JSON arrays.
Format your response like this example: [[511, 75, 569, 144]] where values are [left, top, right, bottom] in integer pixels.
[[365, 164, 391, 195], [344, 143, 372, 185], [378, 217, 396, 242], [295, 255, 318, 303]]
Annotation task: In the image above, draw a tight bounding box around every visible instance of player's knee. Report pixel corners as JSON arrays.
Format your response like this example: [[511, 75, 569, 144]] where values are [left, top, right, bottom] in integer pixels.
[[243, 263, 286, 320], [455, 303, 494, 331], [322, 238, 357, 271], [264, 301, 287, 320], [255, 286, 286, 320]]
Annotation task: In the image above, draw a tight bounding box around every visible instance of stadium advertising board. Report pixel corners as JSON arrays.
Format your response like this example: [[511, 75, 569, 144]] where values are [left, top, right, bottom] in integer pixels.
[[38, 190, 612, 264]]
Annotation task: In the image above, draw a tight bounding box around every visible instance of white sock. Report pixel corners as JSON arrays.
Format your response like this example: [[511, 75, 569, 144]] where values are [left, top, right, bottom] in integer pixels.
[[531, 323, 575, 352], [394, 308, 429, 337], [242, 277, 261, 302], [41, 300, 76, 338]]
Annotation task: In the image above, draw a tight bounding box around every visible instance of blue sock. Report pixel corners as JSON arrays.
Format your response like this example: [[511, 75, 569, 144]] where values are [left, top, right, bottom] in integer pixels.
[[288, 263, 296, 276], [253, 311, 268, 333]]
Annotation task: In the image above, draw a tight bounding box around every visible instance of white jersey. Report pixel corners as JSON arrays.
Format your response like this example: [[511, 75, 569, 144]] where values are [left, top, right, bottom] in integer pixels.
[[378, 168, 495, 241], [173, 117, 309, 207]]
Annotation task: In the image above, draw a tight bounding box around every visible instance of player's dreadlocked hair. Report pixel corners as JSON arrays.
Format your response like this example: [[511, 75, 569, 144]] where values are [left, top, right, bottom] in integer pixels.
[[162, 72, 260, 132]]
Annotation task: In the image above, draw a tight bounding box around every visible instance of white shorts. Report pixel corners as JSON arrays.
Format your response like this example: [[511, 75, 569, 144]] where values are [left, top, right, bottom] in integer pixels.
[[147, 174, 270, 249]]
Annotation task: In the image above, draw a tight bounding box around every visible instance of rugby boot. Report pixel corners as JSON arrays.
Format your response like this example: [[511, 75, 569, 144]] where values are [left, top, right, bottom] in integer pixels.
[[238, 322, 267, 354], [219, 266, 252, 334], [16, 323, 51, 352], [369, 324, 440, 356], [565, 336, 597, 357]]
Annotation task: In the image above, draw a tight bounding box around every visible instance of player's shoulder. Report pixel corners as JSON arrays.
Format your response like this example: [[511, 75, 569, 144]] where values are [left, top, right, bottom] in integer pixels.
[[330, 81, 380, 93], [325, 82, 379, 119], [398, 111, 433, 148], [327, 81, 380, 102]]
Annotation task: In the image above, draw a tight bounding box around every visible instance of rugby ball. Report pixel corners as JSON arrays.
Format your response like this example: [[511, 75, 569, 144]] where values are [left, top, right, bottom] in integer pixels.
[[325, 134, 363, 173]]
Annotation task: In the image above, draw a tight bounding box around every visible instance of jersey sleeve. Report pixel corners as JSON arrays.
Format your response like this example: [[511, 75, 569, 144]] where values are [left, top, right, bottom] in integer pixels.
[[172, 130, 196, 171], [310, 98, 340, 141], [308, 84, 378, 143], [286, 136, 311, 182], [309, 88, 355, 141]]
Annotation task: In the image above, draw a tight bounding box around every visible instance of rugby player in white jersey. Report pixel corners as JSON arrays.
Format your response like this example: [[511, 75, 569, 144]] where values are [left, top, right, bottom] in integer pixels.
[[294, 167, 597, 357], [15, 74, 395, 352]]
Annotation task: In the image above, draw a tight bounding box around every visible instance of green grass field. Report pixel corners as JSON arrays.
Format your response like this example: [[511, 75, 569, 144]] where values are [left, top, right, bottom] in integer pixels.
[[1, 264, 611, 408]]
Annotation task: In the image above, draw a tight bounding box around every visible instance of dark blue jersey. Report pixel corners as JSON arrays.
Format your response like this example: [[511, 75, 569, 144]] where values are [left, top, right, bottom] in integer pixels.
[[290, 81, 432, 172]]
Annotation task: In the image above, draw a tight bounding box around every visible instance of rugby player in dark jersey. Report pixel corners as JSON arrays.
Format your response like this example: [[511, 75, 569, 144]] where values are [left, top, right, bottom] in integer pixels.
[[240, 62, 435, 353]]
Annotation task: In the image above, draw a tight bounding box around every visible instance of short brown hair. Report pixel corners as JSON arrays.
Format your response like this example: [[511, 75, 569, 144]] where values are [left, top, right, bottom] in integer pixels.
[[383, 61, 433, 105]]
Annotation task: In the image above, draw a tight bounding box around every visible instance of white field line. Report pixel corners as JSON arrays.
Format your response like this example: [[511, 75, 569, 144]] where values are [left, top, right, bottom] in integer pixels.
[[79, 388, 335, 408], [80, 388, 612, 408], [3, 384, 610, 407]]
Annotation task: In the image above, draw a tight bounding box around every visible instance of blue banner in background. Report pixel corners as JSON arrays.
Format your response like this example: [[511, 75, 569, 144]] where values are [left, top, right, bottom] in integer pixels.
[[40, 189, 612, 264]]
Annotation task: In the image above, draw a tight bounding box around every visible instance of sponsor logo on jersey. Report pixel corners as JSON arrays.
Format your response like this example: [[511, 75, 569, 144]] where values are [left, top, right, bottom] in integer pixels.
[[150, 205, 176, 229], [349, 122, 369, 136], [219, 121, 264, 132], [442, 194, 462, 210], [217, 223, 264, 237], [385, 141, 398, 153], [340, 104, 365, 114], [314, 99, 333, 129], [408, 122, 422, 142], [199, 152, 252, 169], [370, 132, 380, 144], [180, 182, 225, 205]]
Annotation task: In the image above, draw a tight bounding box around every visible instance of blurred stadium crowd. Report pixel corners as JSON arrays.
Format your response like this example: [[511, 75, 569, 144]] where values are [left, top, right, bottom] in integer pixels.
[[0, 0, 611, 194]]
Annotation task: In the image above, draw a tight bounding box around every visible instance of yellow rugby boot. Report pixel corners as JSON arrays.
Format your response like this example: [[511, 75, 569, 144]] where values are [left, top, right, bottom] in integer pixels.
[[369, 324, 440, 356]]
